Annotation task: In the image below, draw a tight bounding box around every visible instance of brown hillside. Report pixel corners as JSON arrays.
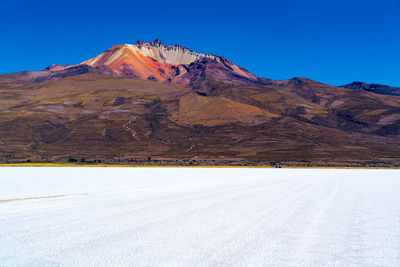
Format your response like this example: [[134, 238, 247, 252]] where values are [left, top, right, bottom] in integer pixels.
[[1, 73, 399, 165]]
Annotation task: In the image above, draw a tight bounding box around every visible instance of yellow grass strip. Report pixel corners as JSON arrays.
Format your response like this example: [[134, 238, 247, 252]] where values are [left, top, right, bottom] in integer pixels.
[[0, 163, 398, 169]]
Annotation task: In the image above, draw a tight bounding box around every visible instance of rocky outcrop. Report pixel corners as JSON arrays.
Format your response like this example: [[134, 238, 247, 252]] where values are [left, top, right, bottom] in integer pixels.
[[45, 64, 73, 71], [168, 57, 265, 87]]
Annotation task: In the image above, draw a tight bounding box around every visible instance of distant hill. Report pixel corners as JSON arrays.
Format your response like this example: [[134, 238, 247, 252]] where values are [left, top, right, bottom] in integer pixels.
[[340, 81, 400, 96]]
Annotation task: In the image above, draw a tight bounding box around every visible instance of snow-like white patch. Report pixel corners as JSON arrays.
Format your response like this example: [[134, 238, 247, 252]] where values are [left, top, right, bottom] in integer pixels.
[[0, 168, 399, 266], [127, 43, 215, 65]]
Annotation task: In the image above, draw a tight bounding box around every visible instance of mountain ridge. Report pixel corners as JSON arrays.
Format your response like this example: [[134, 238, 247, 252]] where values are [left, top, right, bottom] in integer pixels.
[[1, 39, 398, 93], [0, 39, 264, 87]]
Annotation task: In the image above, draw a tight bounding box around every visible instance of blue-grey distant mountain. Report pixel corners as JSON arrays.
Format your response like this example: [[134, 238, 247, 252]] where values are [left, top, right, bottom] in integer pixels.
[[341, 81, 400, 96]]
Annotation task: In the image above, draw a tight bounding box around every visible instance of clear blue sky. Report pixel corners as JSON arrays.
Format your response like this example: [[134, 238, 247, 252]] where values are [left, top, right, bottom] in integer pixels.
[[1, 0, 399, 86]]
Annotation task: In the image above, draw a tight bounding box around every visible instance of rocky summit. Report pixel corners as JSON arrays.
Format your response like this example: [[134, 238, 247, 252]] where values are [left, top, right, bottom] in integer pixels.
[[0, 40, 399, 166]]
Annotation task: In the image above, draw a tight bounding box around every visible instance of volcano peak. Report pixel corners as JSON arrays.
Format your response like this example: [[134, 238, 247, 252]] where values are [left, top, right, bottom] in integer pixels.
[[76, 40, 260, 85]]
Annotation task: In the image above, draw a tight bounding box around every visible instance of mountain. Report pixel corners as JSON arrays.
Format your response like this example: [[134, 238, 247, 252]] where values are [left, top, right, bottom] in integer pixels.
[[0, 39, 264, 87], [0, 40, 399, 166], [82, 39, 265, 86], [340, 81, 400, 96]]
